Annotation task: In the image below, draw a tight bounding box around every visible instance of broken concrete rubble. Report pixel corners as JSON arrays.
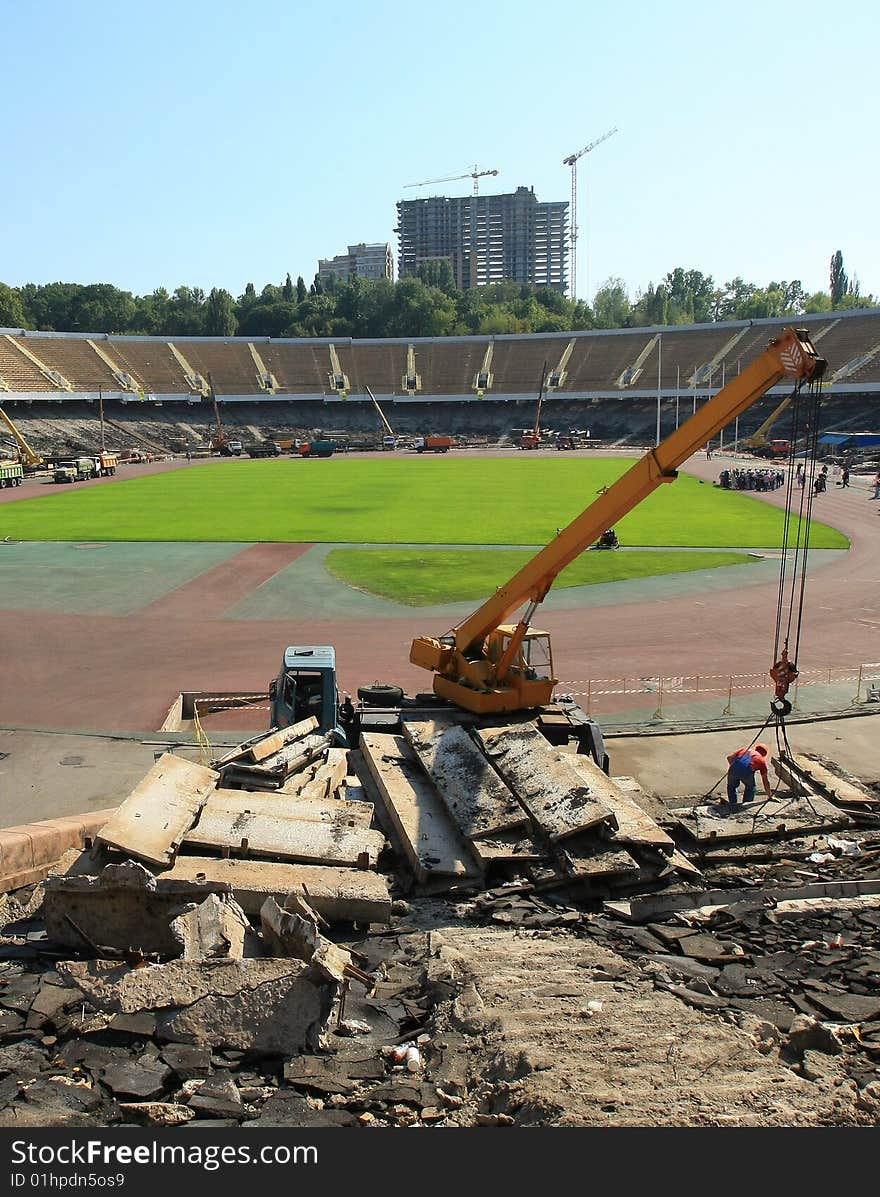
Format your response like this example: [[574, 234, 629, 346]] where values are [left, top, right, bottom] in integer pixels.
[[96, 754, 219, 867], [2, 722, 880, 1128], [42, 859, 231, 955], [260, 896, 356, 984], [56, 958, 334, 1052], [170, 892, 250, 961]]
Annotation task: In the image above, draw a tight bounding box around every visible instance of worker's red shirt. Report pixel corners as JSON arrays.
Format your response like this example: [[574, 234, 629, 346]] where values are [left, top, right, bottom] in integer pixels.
[[730, 748, 768, 776]]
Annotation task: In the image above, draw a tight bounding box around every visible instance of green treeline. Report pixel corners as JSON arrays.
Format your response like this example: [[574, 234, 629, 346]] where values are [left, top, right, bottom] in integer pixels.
[[0, 254, 873, 340]]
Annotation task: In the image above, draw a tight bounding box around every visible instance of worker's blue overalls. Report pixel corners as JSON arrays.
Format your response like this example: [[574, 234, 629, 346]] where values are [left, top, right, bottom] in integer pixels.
[[727, 749, 760, 806]]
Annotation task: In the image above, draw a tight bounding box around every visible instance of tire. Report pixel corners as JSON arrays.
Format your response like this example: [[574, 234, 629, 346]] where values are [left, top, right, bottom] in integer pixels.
[[357, 683, 404, 707]]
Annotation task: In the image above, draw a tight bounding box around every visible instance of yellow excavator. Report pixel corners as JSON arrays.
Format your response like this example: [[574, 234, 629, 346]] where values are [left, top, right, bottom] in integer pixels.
[[410, 327, 827, 715]]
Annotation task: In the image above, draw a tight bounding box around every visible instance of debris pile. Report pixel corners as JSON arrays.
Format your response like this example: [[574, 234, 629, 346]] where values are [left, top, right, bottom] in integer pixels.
[[359, 720, 701, 898], [1, 717, 879, 1127]]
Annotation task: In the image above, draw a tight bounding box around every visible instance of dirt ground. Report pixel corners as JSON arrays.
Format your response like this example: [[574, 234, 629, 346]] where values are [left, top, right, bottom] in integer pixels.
[[422, 922, 865, 1127]]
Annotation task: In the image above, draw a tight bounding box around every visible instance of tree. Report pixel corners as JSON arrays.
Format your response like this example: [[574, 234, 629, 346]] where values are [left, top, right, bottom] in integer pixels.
[[829, 250, 848, 306], [0, 283, 29, 328], [204, 288, 237, 336], [296, 276, 307, 304], [282, 273, 294, 302], [71, 283, 136, 333], [592, 277, 630, 328]]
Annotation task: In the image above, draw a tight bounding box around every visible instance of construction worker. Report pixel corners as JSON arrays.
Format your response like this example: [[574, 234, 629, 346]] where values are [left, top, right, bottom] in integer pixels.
[[721, 743, 772, 810]]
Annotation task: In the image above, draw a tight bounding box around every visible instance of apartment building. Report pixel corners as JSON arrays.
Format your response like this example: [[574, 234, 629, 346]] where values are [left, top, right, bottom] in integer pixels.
[[395, 186, 568, 292]]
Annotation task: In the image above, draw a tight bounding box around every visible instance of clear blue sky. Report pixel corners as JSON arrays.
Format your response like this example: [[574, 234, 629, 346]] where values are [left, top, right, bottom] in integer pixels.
[[3, 0, 876, 305]]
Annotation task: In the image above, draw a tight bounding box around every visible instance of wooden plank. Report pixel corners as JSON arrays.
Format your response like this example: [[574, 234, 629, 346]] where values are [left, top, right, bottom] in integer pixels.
[[182, 800, 384, 868], [219, 733, 333, 788], [193, 789, 374, 830], [781, 753, 877, 808], [162, 856, 392, 922], [359, 732, 479, 884], [97, 753, 218, 867], [297, 749, 349, 802], [402, 721, 526, 838], [567, 756, 674, 852], [474, 723, 616, 841], [214, 717, 319, 766]]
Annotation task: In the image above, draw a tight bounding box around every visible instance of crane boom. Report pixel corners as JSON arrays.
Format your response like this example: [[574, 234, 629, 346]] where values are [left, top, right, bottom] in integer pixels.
[[365, 385, 395, 439], [404, 166, 499, 195], [410, 327, 827, 714], [207, 374, 227, 451], [0, 406, 42, 467], [563, 126, 618, 299]]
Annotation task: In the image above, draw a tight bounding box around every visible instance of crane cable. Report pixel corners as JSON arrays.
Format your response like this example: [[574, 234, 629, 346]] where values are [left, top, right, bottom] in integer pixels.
[[770, 375, 823, 755], [700, 374, 823, 804]]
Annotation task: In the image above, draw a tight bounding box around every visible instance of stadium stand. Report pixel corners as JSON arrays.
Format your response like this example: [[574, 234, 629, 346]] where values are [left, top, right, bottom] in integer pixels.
[[13, 335, 118, 392], [1, 309, 877, 454]]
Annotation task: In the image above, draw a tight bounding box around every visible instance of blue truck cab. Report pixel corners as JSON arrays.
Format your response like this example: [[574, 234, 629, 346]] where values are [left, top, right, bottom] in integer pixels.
[[268, 645, 347, 744]]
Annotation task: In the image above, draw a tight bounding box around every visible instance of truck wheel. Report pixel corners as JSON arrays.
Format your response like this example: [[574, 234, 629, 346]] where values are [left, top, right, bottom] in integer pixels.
[[357, 683, 404, 707]]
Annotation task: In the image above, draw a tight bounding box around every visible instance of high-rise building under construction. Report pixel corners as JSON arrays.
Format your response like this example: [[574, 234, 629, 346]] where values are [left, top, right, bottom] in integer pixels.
[[395, 186, 568, 292]]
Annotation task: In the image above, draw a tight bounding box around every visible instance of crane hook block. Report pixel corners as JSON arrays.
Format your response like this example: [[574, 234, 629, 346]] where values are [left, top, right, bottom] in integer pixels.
[[770, 649, 798, 700]]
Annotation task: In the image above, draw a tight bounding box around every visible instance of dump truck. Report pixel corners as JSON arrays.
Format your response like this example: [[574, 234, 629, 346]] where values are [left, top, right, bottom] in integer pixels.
[[298, 440, 335, 458], [246, 441, 282, 458], [412, 435, 452, 454], [0, 461, 24, 488], [91, 452, 118, 477]]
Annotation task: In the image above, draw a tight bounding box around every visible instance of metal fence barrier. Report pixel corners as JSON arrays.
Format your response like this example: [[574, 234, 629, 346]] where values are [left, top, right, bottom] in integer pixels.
[[558, 663, 879, 721]]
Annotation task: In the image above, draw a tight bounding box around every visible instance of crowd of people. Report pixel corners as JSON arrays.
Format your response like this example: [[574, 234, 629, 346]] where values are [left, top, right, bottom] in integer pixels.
[[717, 467, 786, 491]]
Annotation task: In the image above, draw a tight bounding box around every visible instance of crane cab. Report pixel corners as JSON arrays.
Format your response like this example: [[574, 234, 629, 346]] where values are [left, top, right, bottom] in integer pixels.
[[415, 626, 557, 714], [268, 645, 345, 741]]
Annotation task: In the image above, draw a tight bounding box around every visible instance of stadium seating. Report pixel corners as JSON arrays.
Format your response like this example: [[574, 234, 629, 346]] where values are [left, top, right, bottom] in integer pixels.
[[1, 310, 877, 456]]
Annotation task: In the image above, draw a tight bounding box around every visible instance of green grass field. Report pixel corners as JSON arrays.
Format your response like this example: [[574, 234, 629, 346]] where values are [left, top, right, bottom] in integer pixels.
[[325, 548, 759, 605], [0, 458, 848, 549]]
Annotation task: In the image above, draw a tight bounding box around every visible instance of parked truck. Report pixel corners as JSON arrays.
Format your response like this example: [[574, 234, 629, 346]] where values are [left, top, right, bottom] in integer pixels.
[[412, 435, 453, 454], [53, 457, 97, 483], [0, 461, 24, 488], [246, 441, 282, 458], [91, 452, 118, 477], [298, 440, 335, 458]]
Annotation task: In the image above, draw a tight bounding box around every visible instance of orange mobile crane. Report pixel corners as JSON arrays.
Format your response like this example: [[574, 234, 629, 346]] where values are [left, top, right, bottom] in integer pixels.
[[410, 327, 826, 715], [518, 363, 548, 450]]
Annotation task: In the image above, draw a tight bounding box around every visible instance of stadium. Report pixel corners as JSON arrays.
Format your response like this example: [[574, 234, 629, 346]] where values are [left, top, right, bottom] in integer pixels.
[[1, 307, 879, 452], [2, 309, 880, 1133]]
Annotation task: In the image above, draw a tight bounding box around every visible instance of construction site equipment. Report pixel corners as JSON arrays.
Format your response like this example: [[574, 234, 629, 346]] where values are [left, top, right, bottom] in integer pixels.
[[563, 127, 618, 298], [365, 386, 396, 447], [412, 435, 452, 454], [207, 374, 235, 455], [269, 646, 346, 742], [746, 390, 799, 455], [0, 461, 23, 487], [91, 452, 118, 477], [246, 441, 282, 458], [519, 363, 549, 450], [53, 457, 97, 484], [299, 440, 335, 458], [410, 327, 827, 715], [0, 405, 43, 470], [404, 164, 499, 196]]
